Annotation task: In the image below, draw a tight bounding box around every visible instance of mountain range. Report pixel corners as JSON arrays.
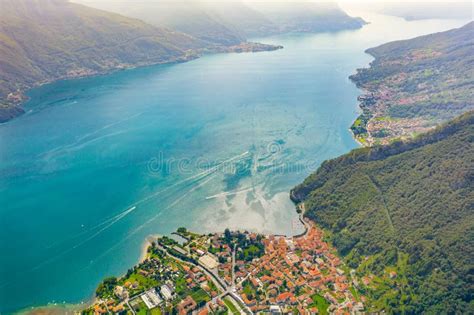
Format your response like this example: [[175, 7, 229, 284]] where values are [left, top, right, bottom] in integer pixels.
[[0, 0, 365, 123], [76, 0, 366, 42]]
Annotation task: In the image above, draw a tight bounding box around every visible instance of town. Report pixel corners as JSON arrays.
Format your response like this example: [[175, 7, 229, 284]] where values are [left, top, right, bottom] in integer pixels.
[[84, 212, 365, 315]]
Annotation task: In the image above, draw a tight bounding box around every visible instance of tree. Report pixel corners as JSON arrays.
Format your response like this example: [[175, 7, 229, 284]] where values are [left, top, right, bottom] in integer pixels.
[[95, 276, 117, 297], [224, 228, 232, 243]]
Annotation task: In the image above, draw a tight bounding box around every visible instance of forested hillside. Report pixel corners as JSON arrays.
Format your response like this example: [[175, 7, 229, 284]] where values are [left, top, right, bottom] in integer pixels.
[[0, 0, 206, 122], [350, 21, 474, 146], [292, 112, 474, 313]]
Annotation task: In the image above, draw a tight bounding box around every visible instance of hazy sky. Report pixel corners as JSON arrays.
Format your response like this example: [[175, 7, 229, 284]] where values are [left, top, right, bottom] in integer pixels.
[[75, 0, 473, 21], [77, 0, 472, 3]]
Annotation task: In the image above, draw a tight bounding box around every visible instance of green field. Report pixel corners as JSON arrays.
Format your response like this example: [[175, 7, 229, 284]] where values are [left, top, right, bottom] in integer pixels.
[[126, 273, 159, 291], [310, 294, 330, 315], [224, 297, 240, 314], [133, 301, 149, 315], [150, 308, 162, 315], [190, 288, 211, 305]]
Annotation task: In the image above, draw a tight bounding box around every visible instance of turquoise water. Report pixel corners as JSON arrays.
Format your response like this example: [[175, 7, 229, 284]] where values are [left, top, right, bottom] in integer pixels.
[[0, 12, 467, 313]]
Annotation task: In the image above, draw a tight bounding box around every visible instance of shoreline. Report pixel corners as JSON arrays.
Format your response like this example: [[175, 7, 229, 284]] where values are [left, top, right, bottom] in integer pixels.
[[16, 302, 89, 315], [0, 57, 196, 124], [18, 234, 162, 315], [348, 49, 377, 148], [349, 126, 367, 147], [0, 42, 282, 124], [20, 211, 309, 315], [20, 196, 323, 315], [139, 234, 164, 263], [82, 210, 359, 314]]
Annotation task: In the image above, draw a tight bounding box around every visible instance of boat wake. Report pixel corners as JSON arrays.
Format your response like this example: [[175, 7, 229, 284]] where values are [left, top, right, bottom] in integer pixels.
[[19, 151, 250, 277]]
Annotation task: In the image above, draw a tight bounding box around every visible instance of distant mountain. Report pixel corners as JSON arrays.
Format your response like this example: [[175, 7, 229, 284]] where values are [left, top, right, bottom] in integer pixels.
[[199, 1, 278, 39], [350, 22, 474, 146], [75, 1, 246, 46], [0, 0, 206, 122], [368, 1, 473, 21], [291, 111, 474, 313], [76, 0, 366, 41], [247, 1, 366, 33], [202, 1, 366, 37]]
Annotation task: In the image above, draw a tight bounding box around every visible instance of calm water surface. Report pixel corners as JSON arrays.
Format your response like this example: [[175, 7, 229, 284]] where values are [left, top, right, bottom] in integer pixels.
[[0, 12, 467, 313]]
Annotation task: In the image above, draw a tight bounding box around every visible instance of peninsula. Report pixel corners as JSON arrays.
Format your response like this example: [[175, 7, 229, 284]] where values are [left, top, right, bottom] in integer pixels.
[[84, 216, 365, 315]]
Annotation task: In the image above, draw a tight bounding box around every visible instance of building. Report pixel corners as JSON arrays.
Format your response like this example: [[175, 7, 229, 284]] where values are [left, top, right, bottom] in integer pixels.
[[141, 288, 162, 309], [160, 284, 174, 300], [173, 246, 188, 255], [114, 286, 128, 300], [270, 305, 282, 314], [199, 254, 219, 270], [177, 296, 197, 314]]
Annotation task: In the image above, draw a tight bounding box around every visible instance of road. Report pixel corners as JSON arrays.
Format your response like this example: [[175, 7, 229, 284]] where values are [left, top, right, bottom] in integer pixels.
[[232, 244, 236, 286], [158, 244, 252, 314], [299, 203, 312, 235]]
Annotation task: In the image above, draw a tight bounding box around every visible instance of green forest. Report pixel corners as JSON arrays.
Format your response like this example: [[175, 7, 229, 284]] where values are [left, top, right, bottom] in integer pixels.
[[292, 112, 474, 313]]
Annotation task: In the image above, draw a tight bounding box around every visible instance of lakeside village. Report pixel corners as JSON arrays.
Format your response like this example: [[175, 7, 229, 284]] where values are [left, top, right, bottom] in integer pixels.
[[85, 209, 366, 315]]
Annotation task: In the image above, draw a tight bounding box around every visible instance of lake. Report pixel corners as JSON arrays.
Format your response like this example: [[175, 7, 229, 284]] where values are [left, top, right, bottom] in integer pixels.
[[0, 11, 467, 313]]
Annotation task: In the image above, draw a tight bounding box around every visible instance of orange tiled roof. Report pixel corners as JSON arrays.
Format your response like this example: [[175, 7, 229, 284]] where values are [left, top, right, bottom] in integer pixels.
[[276, 292, 294, 302]]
